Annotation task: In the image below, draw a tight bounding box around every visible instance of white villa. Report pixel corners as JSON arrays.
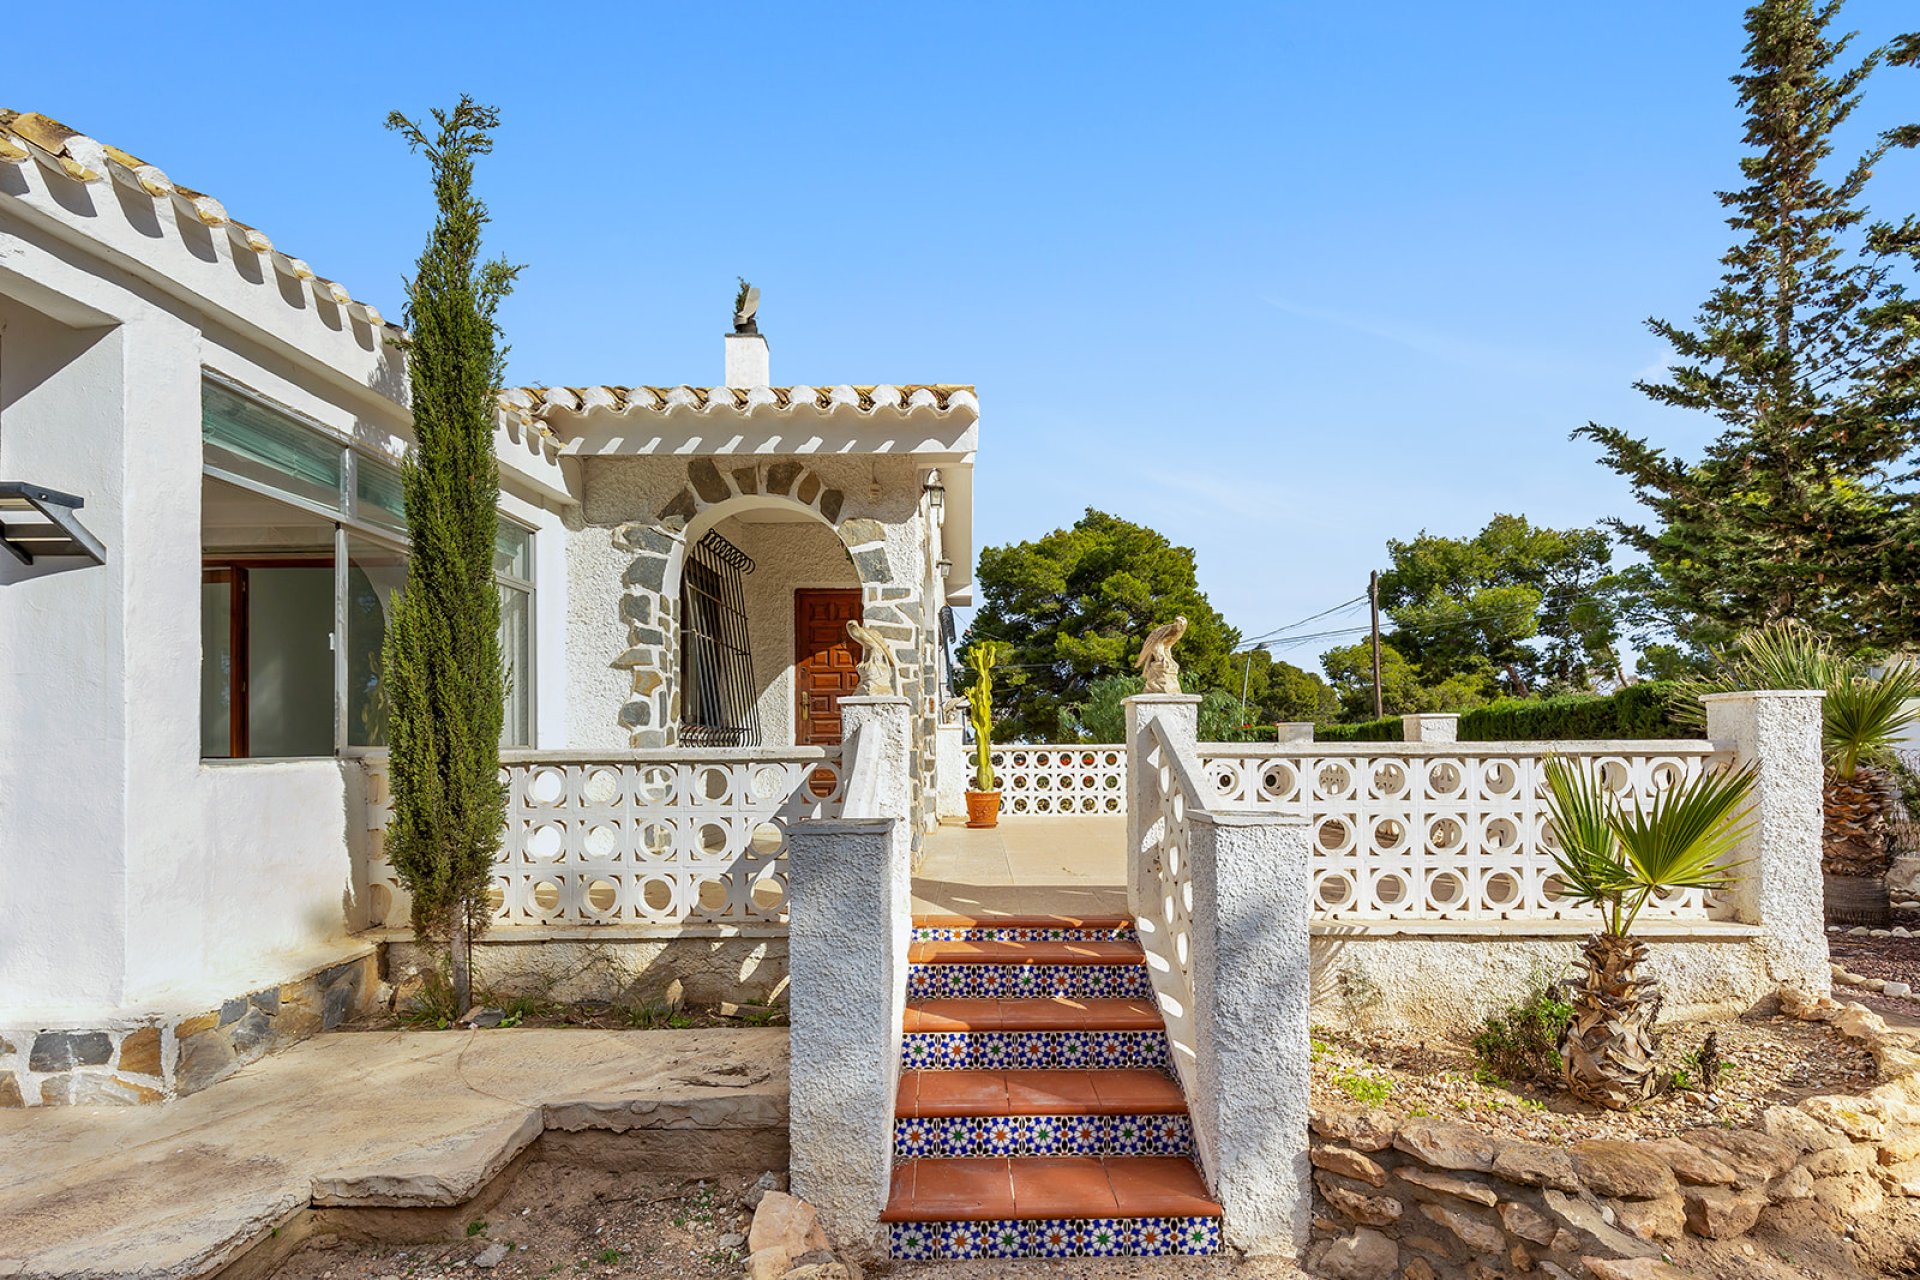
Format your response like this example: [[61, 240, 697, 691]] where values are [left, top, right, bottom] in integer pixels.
[[0, 110, 975, 1104]]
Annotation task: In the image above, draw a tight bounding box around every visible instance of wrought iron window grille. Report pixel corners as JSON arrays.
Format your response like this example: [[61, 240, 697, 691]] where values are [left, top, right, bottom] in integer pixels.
[[679, 529, 761, 748]]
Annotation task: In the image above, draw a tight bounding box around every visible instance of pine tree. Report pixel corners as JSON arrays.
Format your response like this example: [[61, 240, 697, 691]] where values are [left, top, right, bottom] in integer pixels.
[[1578, 1, 1920, 651], [382, 99, 521, 1013]]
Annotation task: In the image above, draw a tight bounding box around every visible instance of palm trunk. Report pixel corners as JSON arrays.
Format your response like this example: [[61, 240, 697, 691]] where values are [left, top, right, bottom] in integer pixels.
[[1823, 765, 1894, 878], [1562, 932, 1662, 1110]]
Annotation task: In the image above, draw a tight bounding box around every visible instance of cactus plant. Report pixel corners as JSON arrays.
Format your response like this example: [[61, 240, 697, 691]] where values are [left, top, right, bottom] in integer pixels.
[[966, 644, 997, 792]]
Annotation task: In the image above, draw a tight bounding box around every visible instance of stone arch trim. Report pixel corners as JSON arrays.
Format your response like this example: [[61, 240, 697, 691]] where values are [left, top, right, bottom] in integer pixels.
[[606, 458, 923, 750]]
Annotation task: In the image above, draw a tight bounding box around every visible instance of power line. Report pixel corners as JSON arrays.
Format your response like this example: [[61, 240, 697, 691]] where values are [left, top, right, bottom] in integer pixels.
[[1237, 595, 1369, 648]]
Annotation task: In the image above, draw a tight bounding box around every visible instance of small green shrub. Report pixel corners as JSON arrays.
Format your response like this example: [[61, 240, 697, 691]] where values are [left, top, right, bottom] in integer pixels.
[[1316, 716, 1404, 743], [1332, 1070, 1393, 1106], [1469, 984, 1572, 1086], [1457, 682, 1692, 741]]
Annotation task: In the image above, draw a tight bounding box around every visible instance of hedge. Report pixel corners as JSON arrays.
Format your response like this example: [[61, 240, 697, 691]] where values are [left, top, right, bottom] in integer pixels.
[[1456, 682, 1693, 741], [1315, 716, 1405, 743]]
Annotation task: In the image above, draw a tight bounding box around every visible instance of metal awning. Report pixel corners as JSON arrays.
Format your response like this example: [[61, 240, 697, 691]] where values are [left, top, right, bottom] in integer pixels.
[[0, 482, 106, 566]]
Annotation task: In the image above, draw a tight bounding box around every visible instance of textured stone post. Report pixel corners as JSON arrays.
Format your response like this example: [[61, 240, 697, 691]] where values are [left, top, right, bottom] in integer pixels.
[[1124, 694, 1201, 917], [1703, 690, 1829, 1003], [787, 696, 913, 1250], [1275, 721, 1315, 744], [934, 721, 966, 822], [1186, 810, 1313, 1256], [1401, 713, 1458, 743]]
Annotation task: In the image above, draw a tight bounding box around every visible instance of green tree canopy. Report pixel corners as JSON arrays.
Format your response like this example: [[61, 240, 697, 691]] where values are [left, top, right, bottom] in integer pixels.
[[1379, 514, 1626, 697], [963, 509, 1238, 741], [1578, 0, 1920, 651], [1321, 640, 1495, 720]]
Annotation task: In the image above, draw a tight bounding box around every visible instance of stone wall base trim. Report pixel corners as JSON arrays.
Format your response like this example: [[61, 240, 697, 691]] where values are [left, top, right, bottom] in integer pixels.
[[0, 943, 379, 1108], [381, 935, 790, 1011]]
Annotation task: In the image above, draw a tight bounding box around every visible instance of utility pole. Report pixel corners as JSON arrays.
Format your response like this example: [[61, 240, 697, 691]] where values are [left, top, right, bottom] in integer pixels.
[[1369, 570, 1383, 720], [1238, 649, 1253, 729]]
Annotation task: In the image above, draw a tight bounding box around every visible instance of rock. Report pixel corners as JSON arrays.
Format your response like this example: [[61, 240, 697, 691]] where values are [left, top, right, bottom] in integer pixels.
[[0, 1073, 21, 1108], [175, 1031, 236, 1093], [1403, 1259, 1439, 1280], [1614, 1193, 1685, 1242], [1498, 1199, 1556, 1245], [1543, 1190, 1662, 1259], [1799, 1143, 1873, 1179], [1881, 1126, 1920, 1164], [1800, 1095, 1887, 1142], [1395, 1166, 1498, 1206], [1881, 1158, 1920, 1197], [715, 1231, 746, 1250], [1771, 1165, 1815, 1201], [747, 1191, 826, 1270], [228, 1009, 274, 1057], [1681, 1129, 1797, 1188], [1395, 1118, 1496, 1172], [1759, 1105, 1848, 1155], [1493, 1140, 1581, 1191], [1886, 981, 1914, 999], [1418, 1200, 1506, 1253], [1870, 931, 1892, 941], [1317, 1176, 1403, 1227], [471, 1242, 509, 1268], [1314, 1227, 1399, 1280], [1571, 1141, 1679, 1200], [116, 1027, 163, 1077], [744, 1248, 791, 1280], [460, 1007, 505, 1029], [28, 1031, 112, 1073], [1312, 1108, 1398, 1152], [1812, 1172, 1883, 1216], [1581, 1259, 1698, 1279], [1682, 1185, 1766, 1238], [1640, 1138, 1736, 1186], [1848, 926, 1869, 936], [784, 1266, 854, 1280], [743, 1170, 788, 1210], [1312, 1144, 1388, 1187]]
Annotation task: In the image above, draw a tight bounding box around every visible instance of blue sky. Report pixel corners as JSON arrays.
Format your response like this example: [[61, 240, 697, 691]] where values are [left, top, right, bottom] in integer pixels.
[[18, 2, 1919, 669]]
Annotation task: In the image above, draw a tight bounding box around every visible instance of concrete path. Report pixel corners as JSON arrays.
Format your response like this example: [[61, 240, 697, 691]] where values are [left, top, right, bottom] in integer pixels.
[[914, 816, 1129, 918], [0, 1028, 786, 1280]]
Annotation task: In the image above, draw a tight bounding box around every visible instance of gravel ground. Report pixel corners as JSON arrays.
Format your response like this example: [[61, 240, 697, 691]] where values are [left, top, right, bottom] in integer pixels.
[[1309, 1013, 1876, 1144]]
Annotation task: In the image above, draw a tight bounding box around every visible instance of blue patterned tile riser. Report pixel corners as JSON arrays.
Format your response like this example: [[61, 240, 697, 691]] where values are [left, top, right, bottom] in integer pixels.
[[901, 1028, 1169, 1072], [906, 962, 1153, 1001], [912, 924, 1136, 943], [888, 1215, 1219, 1259], [894, 1112, 1192, 1158]]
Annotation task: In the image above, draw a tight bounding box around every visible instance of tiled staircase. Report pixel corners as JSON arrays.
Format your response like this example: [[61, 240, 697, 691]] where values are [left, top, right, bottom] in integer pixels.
[[882, 914, 1223, 1260]]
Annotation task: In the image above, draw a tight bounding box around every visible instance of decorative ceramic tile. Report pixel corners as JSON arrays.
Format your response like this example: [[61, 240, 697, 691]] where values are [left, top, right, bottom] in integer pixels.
[[1100, 1114, 1148, 1156], [1029, 1219, 1077, 1259], [940, 1220, 986, 1260], [1173, 1216, 1222, 1256], [907, 966, 939, 1000], [1017, 1114, 1067, 1156], [1044, 967, 1078, 998], [1006, 966, 1046, 998], [1088, 1030, 1131, 1069], [971, 1032, 1013, 1071], [1079, 1218, 1128, 1257], [932, 1033, 972, 1069], [977, 1116, 1020, 1156], [1124, 1032, 1169, 1070], [900, 1036, 937, 1070], [1045, 1030, 1091, 1069], [983, 1219, 1026, 1259], [1121, 966, 1154, 998], [1008, 1032, 1051, 1070], [936, 1116, 981, 1157], [893, 1117, 938, 1158], [1127, 1217, 1175, 1257], [890, 1222, 938, 1260], [972, 966, 1010, 999], [1146, 1114, 1193, 1155], [1063, 1115, 1104, 1154]]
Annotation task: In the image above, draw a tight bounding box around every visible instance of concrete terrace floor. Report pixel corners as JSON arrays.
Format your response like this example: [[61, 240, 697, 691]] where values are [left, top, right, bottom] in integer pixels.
[[913, 815, 1129, 919], [0, 1028, 787, 1280]]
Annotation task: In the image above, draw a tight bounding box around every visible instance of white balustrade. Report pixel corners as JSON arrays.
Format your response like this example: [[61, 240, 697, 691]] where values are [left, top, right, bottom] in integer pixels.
[[989, 745, 1127, 815], [1196, 742, 1729, 922], [361, 749, 843, 933]]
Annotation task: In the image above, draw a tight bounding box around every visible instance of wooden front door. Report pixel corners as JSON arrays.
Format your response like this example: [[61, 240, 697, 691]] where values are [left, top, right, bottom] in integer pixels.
[[794, 589, 863, 746]]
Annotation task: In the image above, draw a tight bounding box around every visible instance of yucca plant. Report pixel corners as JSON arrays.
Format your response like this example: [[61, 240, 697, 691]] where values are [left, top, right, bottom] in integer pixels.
[[1541, 756, 1755, 1109], [1677, 621, 1920, 878]]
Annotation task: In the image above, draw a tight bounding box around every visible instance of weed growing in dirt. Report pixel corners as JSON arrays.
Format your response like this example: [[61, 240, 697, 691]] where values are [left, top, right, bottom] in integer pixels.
[[1333, 1069, 1393, 1106], [1469, 981, 1572, 1086]]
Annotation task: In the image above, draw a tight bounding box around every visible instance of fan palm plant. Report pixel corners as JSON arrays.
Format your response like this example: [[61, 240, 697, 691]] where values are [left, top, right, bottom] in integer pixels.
[[1677, 622, 1920, 877], [1541, 756, 1755, 1109]]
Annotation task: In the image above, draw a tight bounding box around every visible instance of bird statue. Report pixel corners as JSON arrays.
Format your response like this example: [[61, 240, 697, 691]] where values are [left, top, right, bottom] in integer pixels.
[[846, 618, 901, 696], [733, 278, 760, 335], [1136, 615, 1189, 695]]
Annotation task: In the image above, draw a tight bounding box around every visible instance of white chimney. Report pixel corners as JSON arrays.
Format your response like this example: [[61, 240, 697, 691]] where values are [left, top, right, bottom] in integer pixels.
[[724, 331, 769, 388]]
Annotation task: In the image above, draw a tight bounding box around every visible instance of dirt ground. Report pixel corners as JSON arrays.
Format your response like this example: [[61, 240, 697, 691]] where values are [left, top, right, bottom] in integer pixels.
[[1309, 1011, 1876, 1145]]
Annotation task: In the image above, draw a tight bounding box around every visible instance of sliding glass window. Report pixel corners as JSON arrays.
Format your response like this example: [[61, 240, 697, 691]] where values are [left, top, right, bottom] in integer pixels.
[[201, 376, 536, 756]]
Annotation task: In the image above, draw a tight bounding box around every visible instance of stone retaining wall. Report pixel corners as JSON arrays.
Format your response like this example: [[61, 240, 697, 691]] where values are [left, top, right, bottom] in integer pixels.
[[0, 949, 377, 1107], [1307, 993, 1920, 1279]]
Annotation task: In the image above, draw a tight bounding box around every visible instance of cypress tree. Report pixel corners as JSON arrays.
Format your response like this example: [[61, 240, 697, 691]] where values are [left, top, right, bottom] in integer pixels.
[[382, 99, 521, 1013], [1578, 1, 1920, 651]]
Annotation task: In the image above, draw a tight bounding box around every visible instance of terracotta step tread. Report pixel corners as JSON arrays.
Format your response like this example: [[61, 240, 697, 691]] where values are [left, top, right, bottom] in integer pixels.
[[905, 998, 1163, 1033], [908, 940, 1145, 966], [881, 1156, 1220, 1222], [896, 1069, 1188, 1118], [913, 913, 1135, 930]]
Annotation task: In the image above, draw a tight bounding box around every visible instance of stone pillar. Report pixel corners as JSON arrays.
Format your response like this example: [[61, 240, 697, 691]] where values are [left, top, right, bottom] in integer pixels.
[[1124, 694, 1202, 917], [1703, 690, 1829, 1002], [787, 694, 912, 1251], [1400, 713, 1457, 743], [1187, 809, 1313, 1256], [1276, 722, 1315, 744], [934, 721, 967, 822]]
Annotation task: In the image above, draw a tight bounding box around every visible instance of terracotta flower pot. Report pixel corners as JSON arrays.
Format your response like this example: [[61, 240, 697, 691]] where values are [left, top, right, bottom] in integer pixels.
[[966, 790, 1002, 829]]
